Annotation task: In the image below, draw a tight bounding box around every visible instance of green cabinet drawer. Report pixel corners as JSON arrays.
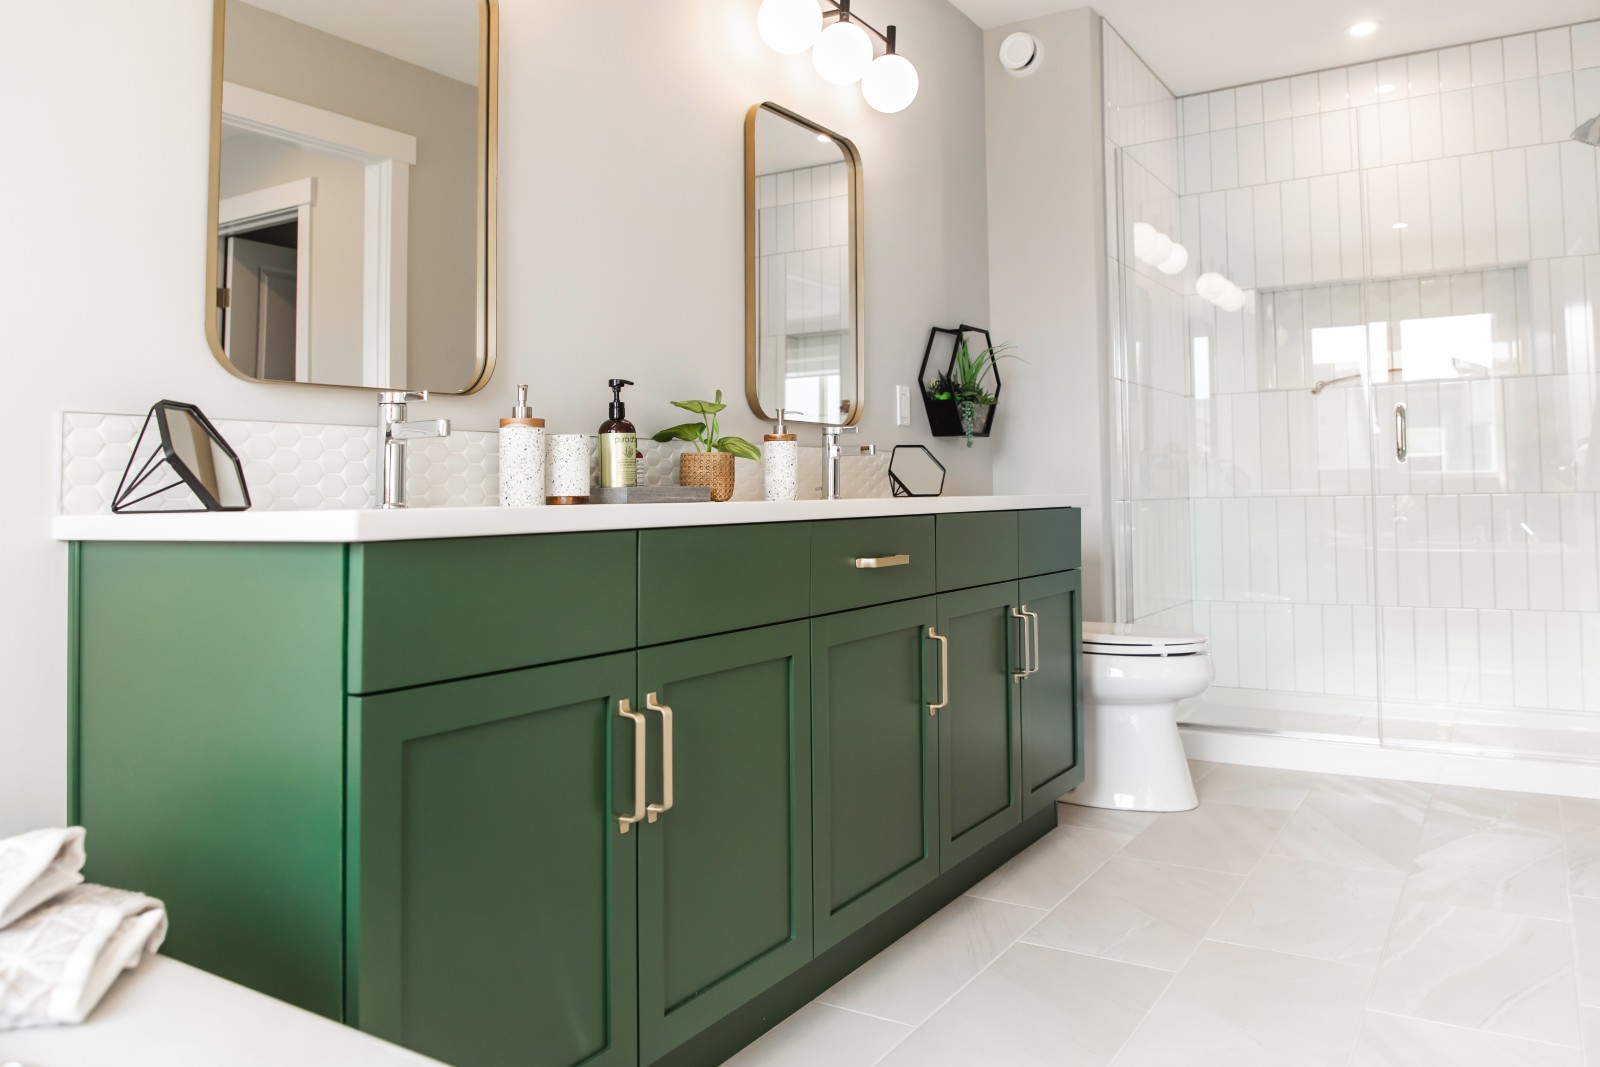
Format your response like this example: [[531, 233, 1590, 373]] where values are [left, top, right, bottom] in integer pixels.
[[347, 532, 637, 693], [810, 516, 936, 616], [1019, 508, 1081, 577], [936, 511, 1019, 592], [639, 524, 810, 646]]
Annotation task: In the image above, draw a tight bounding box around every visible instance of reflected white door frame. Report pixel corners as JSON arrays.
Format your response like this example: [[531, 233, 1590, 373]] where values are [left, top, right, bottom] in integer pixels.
[[222, 82, 416, 388], [220, 178, 314, 382]]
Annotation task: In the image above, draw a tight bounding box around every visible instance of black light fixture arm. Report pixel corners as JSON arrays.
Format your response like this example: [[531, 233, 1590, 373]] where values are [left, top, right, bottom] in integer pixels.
[[821, 0, 900, 54]]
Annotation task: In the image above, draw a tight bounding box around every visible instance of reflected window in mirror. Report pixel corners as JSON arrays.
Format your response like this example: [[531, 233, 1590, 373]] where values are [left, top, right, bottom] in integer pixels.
[[745, 103, 863, 426], [208, 0, 496, 394]]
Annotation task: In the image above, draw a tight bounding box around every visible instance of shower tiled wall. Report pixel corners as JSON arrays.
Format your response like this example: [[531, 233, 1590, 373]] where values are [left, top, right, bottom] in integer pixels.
[[1163, 19, 1600, 725], [754, 162, 852, 419]]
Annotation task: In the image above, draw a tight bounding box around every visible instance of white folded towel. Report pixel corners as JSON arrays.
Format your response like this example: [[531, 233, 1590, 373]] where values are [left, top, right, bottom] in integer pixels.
[[0, 883, 168, 1029], [0, 827, 86, 929]]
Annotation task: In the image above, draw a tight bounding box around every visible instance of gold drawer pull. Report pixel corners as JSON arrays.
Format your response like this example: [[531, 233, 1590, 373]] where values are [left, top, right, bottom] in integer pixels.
[[855, 554, 911, 569]]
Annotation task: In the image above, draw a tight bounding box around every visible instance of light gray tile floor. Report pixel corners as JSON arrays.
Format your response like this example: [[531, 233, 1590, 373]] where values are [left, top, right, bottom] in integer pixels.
[[724, 765, 1600, 1066]]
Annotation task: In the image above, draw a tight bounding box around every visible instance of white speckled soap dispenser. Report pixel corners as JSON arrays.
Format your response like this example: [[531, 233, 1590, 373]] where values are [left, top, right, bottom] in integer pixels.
[[763, 410, 799, 502], [499, 385, 545, 507]]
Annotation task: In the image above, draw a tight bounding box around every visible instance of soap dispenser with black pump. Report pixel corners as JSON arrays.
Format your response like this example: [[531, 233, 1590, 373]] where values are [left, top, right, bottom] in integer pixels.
[[598, 379, 637, 489]]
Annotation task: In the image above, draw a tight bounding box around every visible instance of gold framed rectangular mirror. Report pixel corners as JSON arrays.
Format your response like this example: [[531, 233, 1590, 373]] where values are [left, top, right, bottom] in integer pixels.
[[745, 102, 864, 426], [205, 0, 497, 394]]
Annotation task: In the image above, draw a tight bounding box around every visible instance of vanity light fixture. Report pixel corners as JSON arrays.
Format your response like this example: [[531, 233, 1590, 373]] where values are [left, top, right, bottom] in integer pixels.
[[1347, 21, 1379, 37], [758, 0, 920, 114]]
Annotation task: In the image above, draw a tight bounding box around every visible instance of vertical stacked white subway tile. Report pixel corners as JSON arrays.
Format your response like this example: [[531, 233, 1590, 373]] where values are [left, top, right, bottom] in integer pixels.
[[1133, 19, 1600, 723]]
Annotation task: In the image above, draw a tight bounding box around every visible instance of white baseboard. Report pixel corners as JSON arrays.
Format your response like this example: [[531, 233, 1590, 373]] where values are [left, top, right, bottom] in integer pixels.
[[1180, 725, 1600, 800]]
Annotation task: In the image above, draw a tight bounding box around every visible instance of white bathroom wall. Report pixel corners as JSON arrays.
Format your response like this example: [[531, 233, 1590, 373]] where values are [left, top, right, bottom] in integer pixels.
[[0, 0, 994, 835], [985, 7, 1115, 620], [1172, 21, 1600, 743]]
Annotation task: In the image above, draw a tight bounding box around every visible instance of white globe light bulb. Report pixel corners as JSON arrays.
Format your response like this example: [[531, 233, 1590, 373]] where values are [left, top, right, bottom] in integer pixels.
[[1141, 230, 1172, 265], [863, 53, 919, 113], [1157, 242, 1189, 275], [1196, 272, 1227, 300], [1132, 222, 1157, 260], [812, 20, 873, 85], [757, 0, 822, 55], [1217, 285, 1246, 312]]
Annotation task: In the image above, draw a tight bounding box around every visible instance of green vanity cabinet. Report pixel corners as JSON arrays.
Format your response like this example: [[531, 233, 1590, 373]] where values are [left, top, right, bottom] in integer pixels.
[[811, 597, 940, 951], [634, 623, 812, 1061], [69, 506, 1082, 1067], [1018, 570, 1085, 816], [936, 583, 1023, 870], [347, 652, 639, 1067]]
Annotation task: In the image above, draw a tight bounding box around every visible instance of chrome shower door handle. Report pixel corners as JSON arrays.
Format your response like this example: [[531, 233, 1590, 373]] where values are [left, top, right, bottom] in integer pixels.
[[645, 692, 674, 823], [1395, 402, 1408, 463], [618, 699, 646, 834], [928, 627, 950, 716]]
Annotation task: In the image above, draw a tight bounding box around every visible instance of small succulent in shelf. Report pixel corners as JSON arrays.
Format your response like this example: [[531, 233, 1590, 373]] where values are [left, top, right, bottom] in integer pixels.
[[651, 390, 761, 459], [925, 338, 1022, 447]]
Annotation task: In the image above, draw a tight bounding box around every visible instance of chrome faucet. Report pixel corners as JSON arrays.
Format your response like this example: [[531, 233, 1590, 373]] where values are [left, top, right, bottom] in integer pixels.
[[821, 425, 877, 501], [377, 391, 451, 509]]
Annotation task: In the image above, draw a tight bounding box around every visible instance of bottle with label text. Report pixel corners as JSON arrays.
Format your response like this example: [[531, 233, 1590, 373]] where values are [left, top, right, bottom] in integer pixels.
[[598, 378, 637, 489]]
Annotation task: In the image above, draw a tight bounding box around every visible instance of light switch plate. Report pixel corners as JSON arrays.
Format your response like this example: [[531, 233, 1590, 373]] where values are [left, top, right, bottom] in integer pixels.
[[896, 385, 912, 427]]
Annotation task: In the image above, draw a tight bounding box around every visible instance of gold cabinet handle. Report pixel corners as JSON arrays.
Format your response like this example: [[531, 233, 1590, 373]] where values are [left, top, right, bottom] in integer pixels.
[[855, 554, 911, 569], [645, 692, 674, 823], [1011, 606, 1031, 681], [618, 698, 646, 834], [1024, 606, 1041, 678], [928, 627, 949, 716]]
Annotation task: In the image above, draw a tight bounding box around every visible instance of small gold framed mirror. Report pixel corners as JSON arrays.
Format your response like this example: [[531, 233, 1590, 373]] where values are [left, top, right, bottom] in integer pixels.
[[205, 0, 497, 393], [745, 103, 864, 426]]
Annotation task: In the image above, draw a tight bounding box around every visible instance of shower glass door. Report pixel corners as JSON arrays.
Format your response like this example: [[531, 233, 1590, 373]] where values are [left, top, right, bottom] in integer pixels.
[[1361, 97, 1600, 760]]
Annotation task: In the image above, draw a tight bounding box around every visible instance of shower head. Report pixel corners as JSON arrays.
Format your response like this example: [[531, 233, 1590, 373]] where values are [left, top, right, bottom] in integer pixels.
[[1576, 113, 1600, 147]]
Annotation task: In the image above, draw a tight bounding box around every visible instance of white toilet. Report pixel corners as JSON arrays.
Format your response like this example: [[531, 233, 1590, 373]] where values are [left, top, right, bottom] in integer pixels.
[[1067, 622, 1214, 813]]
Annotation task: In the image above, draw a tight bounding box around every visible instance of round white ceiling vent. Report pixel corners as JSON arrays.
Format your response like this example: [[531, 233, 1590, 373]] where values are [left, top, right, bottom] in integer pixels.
[[998, 32, 1039, 73]]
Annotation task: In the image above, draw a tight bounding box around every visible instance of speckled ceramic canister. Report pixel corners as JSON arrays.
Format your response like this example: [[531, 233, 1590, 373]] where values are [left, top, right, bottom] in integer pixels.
[[546, 434, 591, 505], [762, 434, 798, 501], [498, 420, 545, 507]]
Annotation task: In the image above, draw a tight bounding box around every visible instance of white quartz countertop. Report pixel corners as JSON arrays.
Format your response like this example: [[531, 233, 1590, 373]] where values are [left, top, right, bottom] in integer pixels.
[[52, 494, 1086, 544], [0, 956, 444, 1067]]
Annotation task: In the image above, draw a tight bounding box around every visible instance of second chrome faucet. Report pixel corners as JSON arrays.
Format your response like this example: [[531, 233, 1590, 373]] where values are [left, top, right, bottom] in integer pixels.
[[378, 391, 451, 509], [821, 424, 876, 501]]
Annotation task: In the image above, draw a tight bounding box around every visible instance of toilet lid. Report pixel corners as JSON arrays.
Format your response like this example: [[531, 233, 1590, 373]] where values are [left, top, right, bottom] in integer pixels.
[[1082, 622, 1208, 657]]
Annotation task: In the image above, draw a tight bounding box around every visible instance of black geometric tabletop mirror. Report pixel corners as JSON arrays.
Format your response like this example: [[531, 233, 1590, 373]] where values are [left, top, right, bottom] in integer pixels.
[[113, 400, 251, 513], [888, 444, 947, 498]]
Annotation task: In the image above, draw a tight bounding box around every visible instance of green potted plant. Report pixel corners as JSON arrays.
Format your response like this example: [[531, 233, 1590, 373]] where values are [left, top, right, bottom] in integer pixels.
[[923, 335, 1022, 447], [652, 390, 761, 502]]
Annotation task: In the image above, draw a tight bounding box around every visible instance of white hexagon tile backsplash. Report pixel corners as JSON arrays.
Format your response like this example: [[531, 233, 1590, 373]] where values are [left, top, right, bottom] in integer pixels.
[[58, 412, 893, 514]]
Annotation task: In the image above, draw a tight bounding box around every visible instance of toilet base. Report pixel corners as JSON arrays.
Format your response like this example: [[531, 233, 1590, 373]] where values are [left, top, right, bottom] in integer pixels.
[[1066, 700, 1197, 813]]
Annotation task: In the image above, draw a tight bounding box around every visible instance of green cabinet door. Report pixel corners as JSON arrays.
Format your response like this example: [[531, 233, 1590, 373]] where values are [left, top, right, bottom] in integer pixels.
[[636, 623, 812, 1062], [348, 653, 638, 1067], [811, 597, 939, 951], [937, 583, 1023, 870], [1019, 571, 1085, 817]]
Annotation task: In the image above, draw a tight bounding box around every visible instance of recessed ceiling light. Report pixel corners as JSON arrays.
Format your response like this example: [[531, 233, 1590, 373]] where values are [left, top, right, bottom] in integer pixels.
[[1347, 21, 1379, 37], [1392, 222, 1409, 230], [1377, 83, 1396, 93]]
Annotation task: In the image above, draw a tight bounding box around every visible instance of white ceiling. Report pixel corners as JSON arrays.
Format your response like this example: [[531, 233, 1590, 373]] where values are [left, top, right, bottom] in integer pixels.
[[240, 0, 479, 85], [948, 0, 1600, 96]]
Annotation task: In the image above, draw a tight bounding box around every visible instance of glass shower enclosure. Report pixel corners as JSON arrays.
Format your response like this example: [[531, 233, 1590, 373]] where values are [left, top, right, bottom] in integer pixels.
[[1106, 20, 1600, 760]]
